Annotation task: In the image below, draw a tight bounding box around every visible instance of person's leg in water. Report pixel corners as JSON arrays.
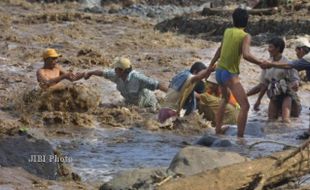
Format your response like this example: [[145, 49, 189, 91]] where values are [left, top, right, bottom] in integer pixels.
[[215, 85, 230, 135], [282, 96, 292, 123], [227, 76, 250, 138], [268, 99, 279, 121]]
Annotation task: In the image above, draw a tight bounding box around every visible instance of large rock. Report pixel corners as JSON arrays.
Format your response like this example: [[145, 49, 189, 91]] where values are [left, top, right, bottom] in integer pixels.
[[0, 135, 65, 180], [168, 146, 249, 176], [0, 167, 90, 190], [100, 168, 167, 190]]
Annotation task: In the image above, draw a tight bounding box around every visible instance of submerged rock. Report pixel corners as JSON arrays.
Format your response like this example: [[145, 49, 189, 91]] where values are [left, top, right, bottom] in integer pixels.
[[168, 146, 249, 176], [100, 168, 167, 190]]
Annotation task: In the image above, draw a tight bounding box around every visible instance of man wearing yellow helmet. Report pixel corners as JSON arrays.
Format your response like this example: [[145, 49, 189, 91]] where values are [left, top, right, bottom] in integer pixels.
[[84, 57, 167, 109], [37, 48, 84, 89]]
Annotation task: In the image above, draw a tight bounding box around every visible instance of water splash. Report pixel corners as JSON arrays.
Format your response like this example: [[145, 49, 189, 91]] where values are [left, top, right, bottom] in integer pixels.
[[79, 0, 101, 8]]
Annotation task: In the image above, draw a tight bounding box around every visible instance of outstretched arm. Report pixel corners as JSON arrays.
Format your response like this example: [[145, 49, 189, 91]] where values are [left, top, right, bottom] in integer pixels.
[[242, 34, 263, 66], [84, 70, 104, 79], [158, 82, 168, 92], [190, 45, 222, 83], [269, 62, 292, 69], [209, 45, 222, 69], [37, 70, 73, 88]]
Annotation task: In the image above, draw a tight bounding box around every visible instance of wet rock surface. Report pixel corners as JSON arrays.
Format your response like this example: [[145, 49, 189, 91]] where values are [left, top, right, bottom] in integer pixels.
[[167, 146, 249, 176], [0, 135, 59, 180], [100, 168, 167, 190]]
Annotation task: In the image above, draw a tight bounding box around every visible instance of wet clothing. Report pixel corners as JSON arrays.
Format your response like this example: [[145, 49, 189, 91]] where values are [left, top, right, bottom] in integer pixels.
[[162, 70, 196, 113], [217, 27, 248, 74], [198, 93, 238, 125], [215, 68, 238, 85], [159, 70, 197, 123], [289, 57, 310, 81], [260, 56, 299, 86], [261, 56, 301, 117], [103, 69, 159, 108]]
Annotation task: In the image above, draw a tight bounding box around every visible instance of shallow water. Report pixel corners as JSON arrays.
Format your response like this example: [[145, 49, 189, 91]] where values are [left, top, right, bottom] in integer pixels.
[[47, 97, 309, 184], [51, 127, 195, 182]]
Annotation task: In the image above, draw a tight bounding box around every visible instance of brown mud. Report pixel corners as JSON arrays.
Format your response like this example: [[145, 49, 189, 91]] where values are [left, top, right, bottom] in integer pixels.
[[0, 0, 309, 188], [155, 9, 310, 44]]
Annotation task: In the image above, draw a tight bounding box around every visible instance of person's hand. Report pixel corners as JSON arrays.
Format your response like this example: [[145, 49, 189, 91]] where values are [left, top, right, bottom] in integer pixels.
[[63, 72, 75, 81], [253, 100, 260, 111], [84, 72, 93, 80], [290, 81, 299, 92], [260, 60, 271, 69], [71, 72, 85, 81]]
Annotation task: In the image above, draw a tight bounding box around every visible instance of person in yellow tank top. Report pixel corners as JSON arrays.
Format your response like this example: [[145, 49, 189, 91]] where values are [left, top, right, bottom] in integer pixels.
[[205, 8, 268, 138]]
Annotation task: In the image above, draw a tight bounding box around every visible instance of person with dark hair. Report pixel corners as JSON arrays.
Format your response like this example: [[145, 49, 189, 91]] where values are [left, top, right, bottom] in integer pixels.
[[158, 62, 211, 123], [249, 37, 300, 122], [84, 57, 167, 110], [206, 8, 267, 138], [262, 37, 310, 81]]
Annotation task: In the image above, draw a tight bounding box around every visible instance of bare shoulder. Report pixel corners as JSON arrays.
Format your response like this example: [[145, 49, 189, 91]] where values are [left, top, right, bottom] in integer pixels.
[[37, 68, 44, 75]]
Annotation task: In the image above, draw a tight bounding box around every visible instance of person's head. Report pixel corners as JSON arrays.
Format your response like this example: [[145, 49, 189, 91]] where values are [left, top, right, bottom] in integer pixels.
[[294, 37, 310, 59], [42, 48, 61, 68], [190, 62, 207, 74], [113, 57, 133, 78], [232, 8, 248, 28], [267, 37, 285, 57]]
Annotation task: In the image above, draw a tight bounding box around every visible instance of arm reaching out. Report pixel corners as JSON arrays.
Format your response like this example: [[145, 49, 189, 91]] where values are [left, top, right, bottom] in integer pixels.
[[242, 34, 263, 66], [84, 70, 104, 80], [37, 70, 74, 88]]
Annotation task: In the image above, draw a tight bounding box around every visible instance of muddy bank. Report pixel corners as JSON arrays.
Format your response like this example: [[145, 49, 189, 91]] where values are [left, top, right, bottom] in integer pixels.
[[155, 12, 310, 43]]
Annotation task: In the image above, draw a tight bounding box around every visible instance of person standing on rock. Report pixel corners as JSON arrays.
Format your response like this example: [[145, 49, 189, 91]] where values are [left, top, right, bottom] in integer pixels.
[[206, 8, 267, 138], [37, 48, 84, 89], [84, 57, 168, 110]]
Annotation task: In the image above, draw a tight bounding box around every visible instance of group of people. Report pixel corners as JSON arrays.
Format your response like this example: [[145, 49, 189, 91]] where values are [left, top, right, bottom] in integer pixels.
[[37, 8, 310, 138]]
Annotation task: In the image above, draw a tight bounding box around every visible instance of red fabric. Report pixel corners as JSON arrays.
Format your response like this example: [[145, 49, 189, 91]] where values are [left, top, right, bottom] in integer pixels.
[[158, 108, 177, 123]]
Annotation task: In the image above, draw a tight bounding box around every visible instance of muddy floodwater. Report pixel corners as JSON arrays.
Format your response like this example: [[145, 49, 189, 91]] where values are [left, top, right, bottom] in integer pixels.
[[0, 0, 310, 189]]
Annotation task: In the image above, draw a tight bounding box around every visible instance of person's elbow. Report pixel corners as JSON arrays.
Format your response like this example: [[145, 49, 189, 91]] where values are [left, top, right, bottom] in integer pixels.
[[243, 53, 252, 61]]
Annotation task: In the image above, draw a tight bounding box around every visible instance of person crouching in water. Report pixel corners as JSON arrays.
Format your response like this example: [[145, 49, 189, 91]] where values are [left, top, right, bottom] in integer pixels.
[[249, 37, 301, 122], [37, 48, 84, 89], [84, 57, 167, 110], [197, 72, 239, 127], [158, 62, 211, 123]]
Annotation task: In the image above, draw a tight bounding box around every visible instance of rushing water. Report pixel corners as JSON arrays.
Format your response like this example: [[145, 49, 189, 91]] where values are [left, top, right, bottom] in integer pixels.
[[48, 97, 309, 183], [51, 127, 196, 182]]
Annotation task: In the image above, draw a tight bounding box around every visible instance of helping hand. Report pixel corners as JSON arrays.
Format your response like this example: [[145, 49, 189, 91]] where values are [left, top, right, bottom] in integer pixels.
[[253, 101, 260, 111], [84, 72, 92, 80], [260, 60, 272, 69], [71, 72, 85, 81], [63, 72, 75, 82]]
